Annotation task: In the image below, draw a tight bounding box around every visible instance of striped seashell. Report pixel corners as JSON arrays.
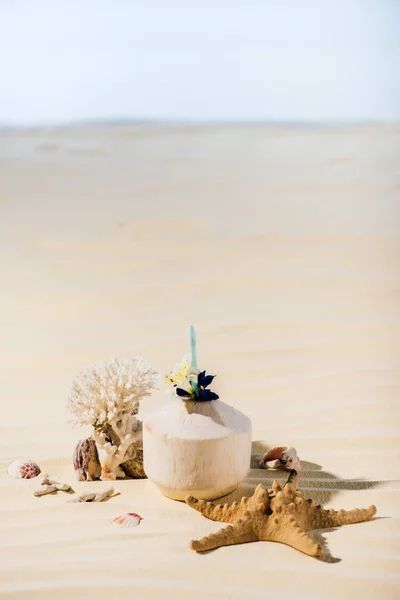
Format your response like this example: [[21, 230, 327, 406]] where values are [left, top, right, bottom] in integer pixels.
[[7, 459, 41, 479], [111, 512, 143, 528]]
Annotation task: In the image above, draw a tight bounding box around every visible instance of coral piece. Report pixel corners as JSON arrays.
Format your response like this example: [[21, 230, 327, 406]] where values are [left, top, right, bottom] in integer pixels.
[[41, 477, 73, 492], [69, 492, 96, 503], [33, 485, 58, 496], [111, 512, 143, 527], [7, 459, 41, 479], [67, 357, 158, 479], [94, 487, 115, 502], [69, 487, 115, 503], [258, 445, 301, 472], [34, 477, 73, 496], [185, 470, 377, 558], [73, 438, 101, 481]]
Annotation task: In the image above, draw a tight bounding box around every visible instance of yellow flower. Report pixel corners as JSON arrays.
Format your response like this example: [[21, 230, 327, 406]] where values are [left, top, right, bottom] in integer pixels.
[[165, 356, 199, 388]]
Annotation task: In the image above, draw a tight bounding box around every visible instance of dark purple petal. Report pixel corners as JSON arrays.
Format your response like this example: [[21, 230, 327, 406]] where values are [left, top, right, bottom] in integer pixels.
[[198, 388, 209, 401], [198, 388, 219, 401], [176, 387, 192, 398], [199, 374, 214, 388]]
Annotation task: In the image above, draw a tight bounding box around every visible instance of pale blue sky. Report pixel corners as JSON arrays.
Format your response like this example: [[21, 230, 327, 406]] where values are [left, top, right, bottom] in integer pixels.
[[0, 0, 399, 125]]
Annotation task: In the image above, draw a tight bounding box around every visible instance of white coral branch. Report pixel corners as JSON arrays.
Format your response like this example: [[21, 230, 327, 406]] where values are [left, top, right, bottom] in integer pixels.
[[68, 357, 157, 479], [95, 418, 143, 480], [68, 357, 157, 426]]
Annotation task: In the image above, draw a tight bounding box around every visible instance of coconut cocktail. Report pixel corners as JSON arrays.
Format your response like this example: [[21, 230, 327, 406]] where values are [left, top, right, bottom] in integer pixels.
[[143, 326, 252, 501]]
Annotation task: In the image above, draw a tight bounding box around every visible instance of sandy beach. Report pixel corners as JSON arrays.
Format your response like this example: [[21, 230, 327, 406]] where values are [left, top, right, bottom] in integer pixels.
[[0, 124, 399, 599]]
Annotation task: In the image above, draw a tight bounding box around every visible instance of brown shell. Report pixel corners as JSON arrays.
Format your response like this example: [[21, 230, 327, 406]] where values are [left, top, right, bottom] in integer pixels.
[[73, 438, 101, 481]]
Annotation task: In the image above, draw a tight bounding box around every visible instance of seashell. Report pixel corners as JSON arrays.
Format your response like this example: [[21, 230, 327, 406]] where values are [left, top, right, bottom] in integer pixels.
[[258, 445, 301, 471], [7, 459, 41, 479], [111, 512, 143, 528]]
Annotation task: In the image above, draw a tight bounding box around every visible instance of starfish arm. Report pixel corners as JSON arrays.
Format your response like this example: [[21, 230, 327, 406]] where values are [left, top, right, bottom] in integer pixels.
[[185, 495, 251, 523], [280, 470, 299, 501], [190, 519, 257, 552], [266, 515, 322, 558], [305, 502, 377, 529]]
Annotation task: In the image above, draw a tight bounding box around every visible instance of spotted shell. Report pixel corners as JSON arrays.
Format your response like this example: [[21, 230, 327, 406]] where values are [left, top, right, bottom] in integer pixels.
[[111, 512, 143, 528], [7, 459, 41, 479]]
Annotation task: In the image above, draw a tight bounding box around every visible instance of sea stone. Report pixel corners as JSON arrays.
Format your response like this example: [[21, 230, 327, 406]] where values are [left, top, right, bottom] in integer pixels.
[[120, 447, 146, 479], [73, 438, 101, 481]]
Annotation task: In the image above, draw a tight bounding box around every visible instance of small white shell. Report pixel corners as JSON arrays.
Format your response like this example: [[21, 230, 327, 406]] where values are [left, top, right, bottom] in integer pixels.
[[111, 512, 143, 528], [7, 459, 41, 479]]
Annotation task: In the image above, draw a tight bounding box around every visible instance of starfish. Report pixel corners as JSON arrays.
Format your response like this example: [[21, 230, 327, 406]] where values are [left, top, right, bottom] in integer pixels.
[[185, 470, 376, 557]]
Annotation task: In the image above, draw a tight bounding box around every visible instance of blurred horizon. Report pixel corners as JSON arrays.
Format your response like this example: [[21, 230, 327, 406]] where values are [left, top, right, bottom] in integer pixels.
[[1, 0, 399, 127], [2, 118, 400, 132]]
